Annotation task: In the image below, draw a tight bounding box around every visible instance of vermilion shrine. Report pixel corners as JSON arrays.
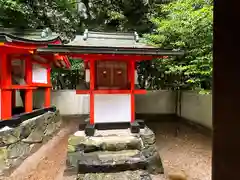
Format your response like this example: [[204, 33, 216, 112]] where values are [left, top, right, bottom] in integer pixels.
[[0, 28, 70, 121], [36, 30, 184, 135], [0, 29, 185, 179]]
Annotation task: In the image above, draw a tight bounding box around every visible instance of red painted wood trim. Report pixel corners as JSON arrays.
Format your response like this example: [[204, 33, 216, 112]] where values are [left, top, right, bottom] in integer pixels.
[[134, 89, 147, 94], [94, 90, 131, 94], [76, 90, 90, 94], [89, 59, 95, 125], [44, 88, 51, 107], [62, 56, 71, 69], [25, 56, 33, 112], [70, 54, 154, 61], [3, 44, 34, 54], [9, 57, 15, 107], [44, 67, 52, 108], [47, 67, 51, 84], [76, 89, 146, 95], [25, 90, 33, 113], [2, 85, 37, 90], [1, 90, 12, 120], [130, 60, 135, 123], [30, 83, 51, 87], [127, 61, 131, 88], [0, 53, 12, 119], [3, 43, 71, 69]]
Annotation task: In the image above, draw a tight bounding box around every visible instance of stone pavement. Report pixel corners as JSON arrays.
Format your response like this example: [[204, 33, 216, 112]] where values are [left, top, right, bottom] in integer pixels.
[[66, 126, 163, 180]]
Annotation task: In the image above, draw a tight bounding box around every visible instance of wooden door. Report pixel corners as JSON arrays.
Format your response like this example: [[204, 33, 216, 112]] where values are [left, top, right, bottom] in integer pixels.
[[96, 61, 112, 89], [96, 61, 128, 89], [112, 61, 128, 89]]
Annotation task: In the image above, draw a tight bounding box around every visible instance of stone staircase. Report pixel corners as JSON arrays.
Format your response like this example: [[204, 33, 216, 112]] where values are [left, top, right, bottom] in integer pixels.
[[67, 126, 163, 180]]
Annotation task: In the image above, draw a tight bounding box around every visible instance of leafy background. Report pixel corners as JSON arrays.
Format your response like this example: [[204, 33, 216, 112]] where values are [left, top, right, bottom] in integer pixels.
[[0, 0, 213, 92]]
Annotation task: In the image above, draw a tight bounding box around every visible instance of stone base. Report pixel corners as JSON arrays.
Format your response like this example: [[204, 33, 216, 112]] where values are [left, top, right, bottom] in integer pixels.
[[0, 109, 62, 177], [77, 170, 152, 180], [83, 121, 145, 136], [78, 150, 146, 173], [67, 125, 164, 178]]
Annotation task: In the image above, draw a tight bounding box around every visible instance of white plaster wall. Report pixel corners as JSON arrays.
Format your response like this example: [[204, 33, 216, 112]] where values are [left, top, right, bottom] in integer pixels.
[[179, 91, 212, 129], [33, 90, 176, 116], [15, 91, 23, 107], [33, 90, 90, 115], [94, 94, 131, 123], [135, 90, 176, 114], [32, 64, 48, 84], [17, 90, 212, 129]]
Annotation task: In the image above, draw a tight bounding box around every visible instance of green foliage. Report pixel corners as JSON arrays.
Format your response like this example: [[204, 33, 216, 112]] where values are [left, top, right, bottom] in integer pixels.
[[0, 0, 81, 42], [0, 0, 213, 91], [78, 0, 157, 33], [143, 0, 213, 90]]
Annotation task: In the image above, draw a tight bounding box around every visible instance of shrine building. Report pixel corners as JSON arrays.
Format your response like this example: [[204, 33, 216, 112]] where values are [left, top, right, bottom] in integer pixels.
[[36, 29, 184, 135], [0, 28, 70, 121]]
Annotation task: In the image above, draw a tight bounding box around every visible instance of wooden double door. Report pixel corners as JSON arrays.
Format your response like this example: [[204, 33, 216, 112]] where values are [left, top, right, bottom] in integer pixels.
[[95, 60, 129, 89]]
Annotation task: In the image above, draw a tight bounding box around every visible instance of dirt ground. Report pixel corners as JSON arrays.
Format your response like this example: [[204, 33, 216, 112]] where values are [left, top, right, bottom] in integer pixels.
[[62, 121, 212, 180], [148, 122, 212, 180]]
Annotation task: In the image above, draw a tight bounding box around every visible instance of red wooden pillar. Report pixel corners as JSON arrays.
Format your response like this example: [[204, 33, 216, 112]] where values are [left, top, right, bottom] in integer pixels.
[[89, 59, 95, 125], [25, 56, 33, 112], [0, 53, 12, 119], [44, 67, 51, 107], [130, 60, 135, 122]]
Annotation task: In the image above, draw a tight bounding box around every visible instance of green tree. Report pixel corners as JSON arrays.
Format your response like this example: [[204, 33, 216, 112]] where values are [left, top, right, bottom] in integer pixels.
[[143, 0, 213, 91], [77, 0, 158, 34], [0, 0, 81, 42]]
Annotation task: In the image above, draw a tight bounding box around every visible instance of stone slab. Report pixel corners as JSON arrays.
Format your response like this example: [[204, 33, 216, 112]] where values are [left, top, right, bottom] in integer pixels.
[[78, 150, 147, 173], [74, 128, 145, 137], [67, 126, 164, 175], [68, 135, 143, 152], [77, 170, 152, 180]]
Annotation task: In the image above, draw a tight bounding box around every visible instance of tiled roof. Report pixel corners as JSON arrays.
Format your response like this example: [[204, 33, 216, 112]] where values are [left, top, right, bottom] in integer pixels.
[[67, 30, 154, 48], [0, 28, 60, 43]]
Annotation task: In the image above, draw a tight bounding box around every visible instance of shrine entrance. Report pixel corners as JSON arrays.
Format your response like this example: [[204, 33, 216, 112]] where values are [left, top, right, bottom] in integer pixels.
[[96, 60, 128, 90]]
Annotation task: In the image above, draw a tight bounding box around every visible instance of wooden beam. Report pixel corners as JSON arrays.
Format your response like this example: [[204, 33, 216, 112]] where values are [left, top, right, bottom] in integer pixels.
[[89, 59, 95, 125], [0, 53, 12, 119], [25, 56, 33, 113], [130, 60, 135, 123], [44, 68, 52, 108]]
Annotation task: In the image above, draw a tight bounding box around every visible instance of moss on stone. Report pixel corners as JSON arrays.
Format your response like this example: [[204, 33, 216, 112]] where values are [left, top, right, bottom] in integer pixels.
[[68, 145, 76, 152], [68, 136, 85, 146]]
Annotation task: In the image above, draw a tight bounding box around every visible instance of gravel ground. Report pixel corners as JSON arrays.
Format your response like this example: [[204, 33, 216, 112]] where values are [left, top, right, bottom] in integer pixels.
[[149, 122, 212, 180], [62, 121, 212, 180]]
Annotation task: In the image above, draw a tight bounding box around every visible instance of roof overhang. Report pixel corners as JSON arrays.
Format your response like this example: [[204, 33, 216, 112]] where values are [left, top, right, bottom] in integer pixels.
[[0, 43, 71, 69], [36, 45, 184, 57]]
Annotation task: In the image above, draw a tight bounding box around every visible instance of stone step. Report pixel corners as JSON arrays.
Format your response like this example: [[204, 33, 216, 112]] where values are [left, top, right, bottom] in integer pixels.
[[68, 134, 143, 153], [77, 170, 152, 180], [78, 150, 147, 174]]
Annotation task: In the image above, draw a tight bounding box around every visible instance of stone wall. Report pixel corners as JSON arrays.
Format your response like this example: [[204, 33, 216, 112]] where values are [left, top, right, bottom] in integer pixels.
[[0, 110, 62, 178]]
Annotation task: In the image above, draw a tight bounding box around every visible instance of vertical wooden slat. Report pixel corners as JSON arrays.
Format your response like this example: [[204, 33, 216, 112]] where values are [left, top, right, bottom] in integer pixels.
[[1, 53, 12, 119], [44, 67, 52, 107], [90, 59, 95, 125], [25, 56, 33, 112], [130, 60, 135, 122]]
